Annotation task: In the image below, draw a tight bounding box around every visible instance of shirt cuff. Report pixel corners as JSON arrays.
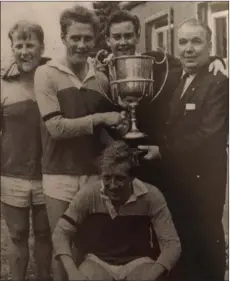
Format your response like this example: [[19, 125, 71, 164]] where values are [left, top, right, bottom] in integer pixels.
[[54, 251, 73, 261], [155, 241, 181, 272], [154, 261, 169, 273]]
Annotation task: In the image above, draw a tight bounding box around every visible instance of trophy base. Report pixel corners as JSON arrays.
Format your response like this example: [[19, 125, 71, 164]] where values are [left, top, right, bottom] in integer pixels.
[[124, 130, 146, 140]]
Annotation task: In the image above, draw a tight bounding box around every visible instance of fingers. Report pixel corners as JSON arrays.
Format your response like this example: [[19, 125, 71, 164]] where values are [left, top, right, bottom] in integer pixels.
[[97, 66, 106, 72], [118, 97, 129, 109], [120, 110, 128, 119], [117, 111, 128, 125], [144, 152, 154, 160], [208, 63, 213, 73], [95, 63, 106, 72], [213, 68, 218, 76], [138, 145, 149, 151], [138, 145, 160, 160], [102, 50, 109, 56], [214, 68, 228, 77], [222, 69, 228, 77]]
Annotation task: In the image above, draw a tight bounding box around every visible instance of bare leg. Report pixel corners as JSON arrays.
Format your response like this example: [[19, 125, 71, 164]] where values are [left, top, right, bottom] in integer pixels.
[[45, 195, 69, 281], [1, 202, 30, 281], [32, 204, 52, 280]]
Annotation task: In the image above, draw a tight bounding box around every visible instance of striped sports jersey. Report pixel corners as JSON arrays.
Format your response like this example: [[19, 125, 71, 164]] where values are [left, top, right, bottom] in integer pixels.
[[1, 58, 50, 179], [34, 58, 115, 175]]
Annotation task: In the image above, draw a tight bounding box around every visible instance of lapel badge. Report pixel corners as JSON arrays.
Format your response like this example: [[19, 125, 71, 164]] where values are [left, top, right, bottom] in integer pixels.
[[185, 103, 196, 110]]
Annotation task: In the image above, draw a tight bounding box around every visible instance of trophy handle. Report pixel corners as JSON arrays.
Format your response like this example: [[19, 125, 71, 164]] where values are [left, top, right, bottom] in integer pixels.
[[94, 50, 116, 104], [94, 49, 110, 67], [150, 47, 169, 103]]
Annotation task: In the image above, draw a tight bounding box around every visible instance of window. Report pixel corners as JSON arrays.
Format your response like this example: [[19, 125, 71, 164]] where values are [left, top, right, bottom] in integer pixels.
[[198, 2, 228, 69], [211, 10, 228, 59], [145, 9, 174, 54]]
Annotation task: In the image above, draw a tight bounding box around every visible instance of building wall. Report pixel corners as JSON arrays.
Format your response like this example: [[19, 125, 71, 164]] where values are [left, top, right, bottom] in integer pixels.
[[129, 2, 197, 56]]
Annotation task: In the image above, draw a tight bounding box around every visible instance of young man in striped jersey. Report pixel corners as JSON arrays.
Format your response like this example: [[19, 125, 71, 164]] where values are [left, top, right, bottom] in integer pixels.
[[34, 5, 125, 281], [1, 20, 52, 281], [53, 140, 181, 281]]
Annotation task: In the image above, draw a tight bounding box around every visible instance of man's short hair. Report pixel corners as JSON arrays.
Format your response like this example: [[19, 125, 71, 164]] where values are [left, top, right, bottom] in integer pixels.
[[8, 20, 44, 45], [178, 18, 212, 42], [60, 4, 100, 36], [100, 140, 132, 174], [105, 10, 140, 37]]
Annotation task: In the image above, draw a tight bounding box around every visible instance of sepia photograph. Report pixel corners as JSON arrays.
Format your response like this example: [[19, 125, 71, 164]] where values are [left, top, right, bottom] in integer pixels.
[[1, 1, 229, 281]]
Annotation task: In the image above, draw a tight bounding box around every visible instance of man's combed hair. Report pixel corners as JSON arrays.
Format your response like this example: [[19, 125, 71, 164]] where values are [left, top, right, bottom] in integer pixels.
[[100, 140, 132, 172], [105, 10, 140, 36], [178, 18, 212, 42], [8, 20, 44, 45], [60, 4, 100, 36]]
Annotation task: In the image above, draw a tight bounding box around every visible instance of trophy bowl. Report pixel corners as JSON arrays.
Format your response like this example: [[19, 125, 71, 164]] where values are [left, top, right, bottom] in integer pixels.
[[94, 50, 168, 140], [110, 55, 155, 139], [110, 55, 154, 103]]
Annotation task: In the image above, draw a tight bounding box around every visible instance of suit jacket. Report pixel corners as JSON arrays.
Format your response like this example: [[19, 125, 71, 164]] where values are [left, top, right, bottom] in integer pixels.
[[136, 51, 182, 145], [136, 54, 226, 146], [160, 63, 228, 222]]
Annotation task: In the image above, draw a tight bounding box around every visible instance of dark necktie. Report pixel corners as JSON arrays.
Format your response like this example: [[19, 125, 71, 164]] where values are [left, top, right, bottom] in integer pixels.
[[170, 72, 190, 115]]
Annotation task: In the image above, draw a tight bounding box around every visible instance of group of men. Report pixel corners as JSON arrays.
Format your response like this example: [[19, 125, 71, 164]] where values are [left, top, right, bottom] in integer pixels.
[[1, 4, 228, 281]]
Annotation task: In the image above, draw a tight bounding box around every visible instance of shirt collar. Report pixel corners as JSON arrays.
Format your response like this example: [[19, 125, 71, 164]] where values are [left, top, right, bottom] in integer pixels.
[[100, 177, 148, 203], [100, 178, 148, 219], [181, 70, 196, 79], [2, 57, 51, 80], [47, 56, 95, 85]]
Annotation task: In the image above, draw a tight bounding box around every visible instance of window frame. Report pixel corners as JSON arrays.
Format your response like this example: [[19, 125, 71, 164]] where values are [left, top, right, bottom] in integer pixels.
[[145, 10, 174, 54], [210, 10, 228, 60], [151, 23, 174, 52]]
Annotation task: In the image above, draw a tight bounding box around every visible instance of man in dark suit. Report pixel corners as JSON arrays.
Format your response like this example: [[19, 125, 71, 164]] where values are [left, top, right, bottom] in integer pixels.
[[99, 10, 226, 186], [140, 18, 228, 281]]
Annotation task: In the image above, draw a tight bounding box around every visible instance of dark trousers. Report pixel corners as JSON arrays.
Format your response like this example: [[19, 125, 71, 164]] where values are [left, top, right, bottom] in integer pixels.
[[161, 173, 226, 281], [168, 220, 226, 281], [137, 161, 226, 281]]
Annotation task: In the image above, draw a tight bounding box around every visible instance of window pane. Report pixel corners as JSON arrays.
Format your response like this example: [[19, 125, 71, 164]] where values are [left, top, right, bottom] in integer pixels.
[[215, 17, 227, 58], [157, 32, 164, 49], [145, 10, 174, 55]]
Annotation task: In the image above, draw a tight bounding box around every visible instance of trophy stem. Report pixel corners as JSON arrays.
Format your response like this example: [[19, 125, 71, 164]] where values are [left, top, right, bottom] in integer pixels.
[[124, 102, 146, 139]]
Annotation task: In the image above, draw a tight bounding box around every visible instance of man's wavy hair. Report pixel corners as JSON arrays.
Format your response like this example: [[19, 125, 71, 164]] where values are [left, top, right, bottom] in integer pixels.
[[8, 20, 44, 45], [105, 10, 141, 37], [60, 4, 100, 37], [100, 140, 133, 175]]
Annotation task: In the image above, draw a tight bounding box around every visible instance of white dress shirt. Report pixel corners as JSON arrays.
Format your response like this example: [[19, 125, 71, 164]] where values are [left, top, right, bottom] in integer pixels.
[[181, 71, 196, 98]]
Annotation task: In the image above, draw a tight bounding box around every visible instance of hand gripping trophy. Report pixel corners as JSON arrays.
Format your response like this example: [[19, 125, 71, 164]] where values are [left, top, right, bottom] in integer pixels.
[[95, 49, 169, 140]]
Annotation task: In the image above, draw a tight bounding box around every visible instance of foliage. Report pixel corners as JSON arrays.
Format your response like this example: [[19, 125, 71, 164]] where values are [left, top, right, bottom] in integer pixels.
[[93, 1, 121, 52]]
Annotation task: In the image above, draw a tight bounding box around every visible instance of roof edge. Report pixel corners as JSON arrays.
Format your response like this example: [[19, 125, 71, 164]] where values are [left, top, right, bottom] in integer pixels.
[[119, 1, 146, 10]]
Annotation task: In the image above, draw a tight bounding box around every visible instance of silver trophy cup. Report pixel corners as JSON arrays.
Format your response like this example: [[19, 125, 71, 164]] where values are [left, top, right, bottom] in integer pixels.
[[95, 50, 168, 139]]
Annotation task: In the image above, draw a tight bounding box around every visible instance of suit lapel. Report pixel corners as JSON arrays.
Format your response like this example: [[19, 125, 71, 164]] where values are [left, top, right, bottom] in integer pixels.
[[168, 68, 183, 112], [170, 65, 209, 120], [180, 74, 201, 105]]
